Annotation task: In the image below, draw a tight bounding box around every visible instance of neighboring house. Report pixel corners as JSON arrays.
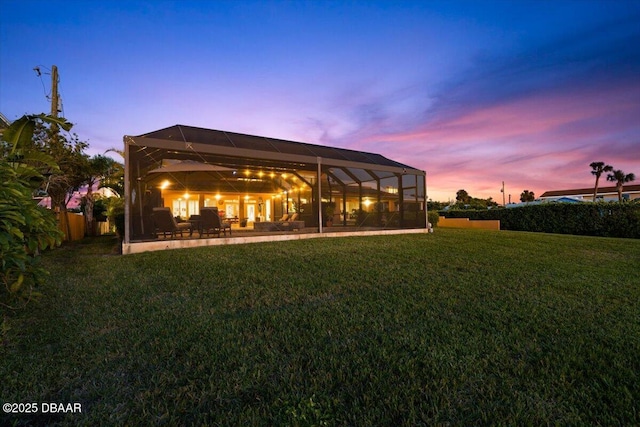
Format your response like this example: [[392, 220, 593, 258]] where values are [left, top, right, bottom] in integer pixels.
[[0, 112, 10, 138], [37, 184, 120, 210], [540, 185, 640, 202], [505, 196, 583, 208]]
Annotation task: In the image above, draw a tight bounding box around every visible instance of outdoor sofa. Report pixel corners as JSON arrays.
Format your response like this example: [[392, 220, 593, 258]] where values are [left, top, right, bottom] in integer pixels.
[[253, 213, 305, 231]]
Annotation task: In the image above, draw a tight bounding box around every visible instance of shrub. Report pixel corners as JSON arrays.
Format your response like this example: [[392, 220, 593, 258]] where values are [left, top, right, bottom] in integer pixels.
[[105, 197, 125, 253], [428, 210, 439, 227], [1, 159, 63, 309], [441, 203, 640, 238]]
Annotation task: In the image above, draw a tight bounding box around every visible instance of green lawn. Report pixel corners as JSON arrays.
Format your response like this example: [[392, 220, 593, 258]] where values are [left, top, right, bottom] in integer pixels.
[[2, 229, 639, 426]]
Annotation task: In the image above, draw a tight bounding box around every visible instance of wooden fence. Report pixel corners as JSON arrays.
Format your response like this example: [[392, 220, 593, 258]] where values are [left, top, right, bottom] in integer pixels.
[[57, 211, 86, 241]]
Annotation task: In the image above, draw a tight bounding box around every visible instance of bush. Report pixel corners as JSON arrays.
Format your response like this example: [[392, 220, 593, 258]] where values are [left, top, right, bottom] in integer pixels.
[[105, 197, 125, 253], [428, 210, 439, 227], [1, 160, 63, 309], [441, 203, 640, 238]]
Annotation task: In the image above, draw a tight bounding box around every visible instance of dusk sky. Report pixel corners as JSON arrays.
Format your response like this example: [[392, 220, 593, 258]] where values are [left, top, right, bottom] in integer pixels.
[[2, 0, 639, 203]]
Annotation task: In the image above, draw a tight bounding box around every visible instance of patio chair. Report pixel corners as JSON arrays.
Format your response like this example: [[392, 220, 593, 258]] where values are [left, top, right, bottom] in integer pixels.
[[152, 207, 192, 238], [200, 207, 232, 237]]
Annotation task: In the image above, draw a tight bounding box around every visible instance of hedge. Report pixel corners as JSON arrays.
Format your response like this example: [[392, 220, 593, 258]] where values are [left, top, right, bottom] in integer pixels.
[[440, 203, 640, 238]]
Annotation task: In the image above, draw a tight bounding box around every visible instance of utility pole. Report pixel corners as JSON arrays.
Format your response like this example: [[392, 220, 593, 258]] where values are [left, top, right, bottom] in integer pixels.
[[46, 65, 70, 238], [50, 65, 59, 118], [501, 181, 506, 206], [50, 65, 60, 135]]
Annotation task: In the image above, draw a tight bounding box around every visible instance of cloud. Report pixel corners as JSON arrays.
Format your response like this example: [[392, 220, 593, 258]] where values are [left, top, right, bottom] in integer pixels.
[[305, 12, 640, 201], [428, 11, 640, 118]]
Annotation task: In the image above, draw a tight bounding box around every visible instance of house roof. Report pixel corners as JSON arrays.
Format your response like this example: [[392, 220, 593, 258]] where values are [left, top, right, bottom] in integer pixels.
[[540, 184, 640, 198], [505, 197, 583, 208], [136, 124, 418, 173]]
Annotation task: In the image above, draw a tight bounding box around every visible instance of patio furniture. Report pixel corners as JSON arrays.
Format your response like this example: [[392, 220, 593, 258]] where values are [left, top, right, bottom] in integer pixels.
[[201, 207, 232, 237], [188, 214, 202, 235], [253, 213, 305, 231], [152, 207, 192, 238]]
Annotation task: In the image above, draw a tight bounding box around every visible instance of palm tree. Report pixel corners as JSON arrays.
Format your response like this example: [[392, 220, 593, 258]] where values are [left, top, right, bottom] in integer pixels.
[[590, 162, 613, 202], [102, 147, 125, 196], [520, 190, 535, 203], [606, 170, 636, 202], [83, 155, 121, 236]]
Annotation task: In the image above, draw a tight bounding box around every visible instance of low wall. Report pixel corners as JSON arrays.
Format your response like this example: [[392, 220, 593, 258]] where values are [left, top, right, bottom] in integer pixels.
[[123, 228, 429, 255], [439, 217, 500, 230]]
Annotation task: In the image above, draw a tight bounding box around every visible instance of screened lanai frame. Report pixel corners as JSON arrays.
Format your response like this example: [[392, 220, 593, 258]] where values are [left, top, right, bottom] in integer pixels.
[[123, 125, 427, 244]]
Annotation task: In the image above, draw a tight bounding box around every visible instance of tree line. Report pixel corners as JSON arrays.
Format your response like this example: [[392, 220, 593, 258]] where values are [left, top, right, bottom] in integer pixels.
[[432, 162, 636, 211]]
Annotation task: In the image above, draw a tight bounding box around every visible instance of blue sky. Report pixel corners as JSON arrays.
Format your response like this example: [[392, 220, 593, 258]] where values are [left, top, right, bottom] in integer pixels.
[[2, 0, 639, 202]]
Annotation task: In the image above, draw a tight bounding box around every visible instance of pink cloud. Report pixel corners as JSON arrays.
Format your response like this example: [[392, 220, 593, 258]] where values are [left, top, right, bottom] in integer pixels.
[[333, 79, 640, 203]]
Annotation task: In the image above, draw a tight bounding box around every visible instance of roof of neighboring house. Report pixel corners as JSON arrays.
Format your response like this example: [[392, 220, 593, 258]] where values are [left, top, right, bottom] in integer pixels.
[[540, 185, 640, 198], [0, 112, 10, 131], [505, 197, 583, 208]]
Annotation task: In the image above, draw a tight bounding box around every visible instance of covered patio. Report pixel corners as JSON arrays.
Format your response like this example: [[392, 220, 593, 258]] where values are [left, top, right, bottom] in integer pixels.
[[123, 125, 427, 252]]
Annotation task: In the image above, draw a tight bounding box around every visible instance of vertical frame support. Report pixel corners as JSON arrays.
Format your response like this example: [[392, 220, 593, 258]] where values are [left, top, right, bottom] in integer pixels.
[[123, 136, 131, 244], [424, 172, 429, 229], [317, 157, 323, 234]]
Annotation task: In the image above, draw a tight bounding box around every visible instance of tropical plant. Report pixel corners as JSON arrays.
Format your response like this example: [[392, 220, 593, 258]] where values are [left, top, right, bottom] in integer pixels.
[[24, 122, 94, 239], [103, 147, 125, 197], [1, 114, 68, 310], [590, 162, 613, 202], [37, 130, 89, 211], [520, 190, 535, 202], [1, 114, 70, 187], [607, 170, 636, 202], [0, 160, 63, 309], [82, 155, 122, 236]]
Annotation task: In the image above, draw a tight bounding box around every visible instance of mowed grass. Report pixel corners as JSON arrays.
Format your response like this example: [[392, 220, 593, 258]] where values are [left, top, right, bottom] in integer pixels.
[[1, 229, 639, 426]]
